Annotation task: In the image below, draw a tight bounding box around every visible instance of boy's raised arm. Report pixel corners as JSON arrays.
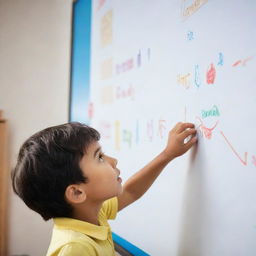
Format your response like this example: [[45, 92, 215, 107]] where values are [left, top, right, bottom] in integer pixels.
[[117, 122, 197, 211]]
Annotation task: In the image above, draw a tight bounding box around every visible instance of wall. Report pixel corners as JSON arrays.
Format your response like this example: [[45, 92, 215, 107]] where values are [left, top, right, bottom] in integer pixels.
[[0, 0, 73, 255]]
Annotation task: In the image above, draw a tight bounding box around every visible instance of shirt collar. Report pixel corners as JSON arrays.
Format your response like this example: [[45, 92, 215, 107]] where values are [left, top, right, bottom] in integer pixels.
[[53, 218, 110, 240]]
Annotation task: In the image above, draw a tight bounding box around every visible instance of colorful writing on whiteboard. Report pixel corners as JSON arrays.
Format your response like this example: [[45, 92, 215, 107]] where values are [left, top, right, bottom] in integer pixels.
[[99, 121, 111, 139], [197, 117, 218, 139], [181, 0, 208, 19], [137, 48, 151, 68], [158, 120, 167, 139], [220, 131, 248, 166], [123, 130, 132, 148], [97, 0, 106, 10], [100, 10, 113, 47], [202, 105, 220, 119], [232, 56, 253, 67], [116, 58, 134, 75], [116, 84, 135, 100], [206, 63, 216, 84], [177, 73, 191, 89], [194, 64, 201, 87], [218, 52, 224, 66], [187, 30, 194, 41]]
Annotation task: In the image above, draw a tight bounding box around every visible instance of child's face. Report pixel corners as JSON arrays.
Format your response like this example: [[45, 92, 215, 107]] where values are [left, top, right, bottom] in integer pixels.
[[79, 141, 123, 202]]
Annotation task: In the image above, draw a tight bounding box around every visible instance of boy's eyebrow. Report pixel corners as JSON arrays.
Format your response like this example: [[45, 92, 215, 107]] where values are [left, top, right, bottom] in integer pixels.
[[93, 146, 101, 158]]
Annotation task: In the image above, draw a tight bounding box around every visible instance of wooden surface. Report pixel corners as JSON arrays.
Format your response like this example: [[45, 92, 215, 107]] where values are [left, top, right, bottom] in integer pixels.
[[0, 111, 8, 256]]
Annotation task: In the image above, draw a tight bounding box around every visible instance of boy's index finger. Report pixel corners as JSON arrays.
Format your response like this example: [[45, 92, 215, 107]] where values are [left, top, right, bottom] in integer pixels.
[[180, 128, 197, 140]]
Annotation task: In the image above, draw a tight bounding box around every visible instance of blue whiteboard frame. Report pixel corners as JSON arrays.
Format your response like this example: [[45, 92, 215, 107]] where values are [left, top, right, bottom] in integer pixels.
[[69, 0, 149, 255], [69, 0, 91, 123]]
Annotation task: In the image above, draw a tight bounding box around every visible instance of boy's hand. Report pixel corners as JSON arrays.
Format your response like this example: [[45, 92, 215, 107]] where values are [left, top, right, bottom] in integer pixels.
[[162, 122, 197, 161]]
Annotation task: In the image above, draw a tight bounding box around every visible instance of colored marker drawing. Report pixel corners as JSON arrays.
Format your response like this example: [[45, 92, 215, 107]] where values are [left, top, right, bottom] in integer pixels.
[[97, 0, 106, 10], [194, 65, 201, 87], [202, 105, 220, 119], [116, 84, 135, 100], [181, 0, 208, 19], [158, 120, 166, 139], [196, 117, 218, 139], [116, 58, 134, 74], [218, 52, 224, 66], [206, 63, 216, 84], [232, 60, 242, 67], [232, 56, 253, 67], [177, 73, 191, 89], [123, 130, 132, 148], [187, 31, 194, 41], [99, 121, 111, 139], [220, 131, 248, 166], [100, 10, 113, 47]]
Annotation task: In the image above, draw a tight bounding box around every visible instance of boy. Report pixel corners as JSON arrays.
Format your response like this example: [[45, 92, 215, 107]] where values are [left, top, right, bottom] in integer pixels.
[[12, 121, 197, 256]]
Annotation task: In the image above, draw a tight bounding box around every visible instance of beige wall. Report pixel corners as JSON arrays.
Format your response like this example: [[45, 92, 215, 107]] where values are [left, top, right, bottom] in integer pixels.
[[0, 0, 73, 255]]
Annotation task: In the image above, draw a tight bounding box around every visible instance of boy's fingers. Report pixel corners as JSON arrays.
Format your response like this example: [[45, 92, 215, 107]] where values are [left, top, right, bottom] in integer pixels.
[[176, 122, 195, 133], [179, 128, 197, 140], [172, 122, 182, 132], [184, 135, 197, 150]]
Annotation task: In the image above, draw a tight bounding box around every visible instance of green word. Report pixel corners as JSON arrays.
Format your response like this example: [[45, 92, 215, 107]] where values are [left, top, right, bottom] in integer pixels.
[[123, 129, 132, 148], [202, 105, 220, 119]]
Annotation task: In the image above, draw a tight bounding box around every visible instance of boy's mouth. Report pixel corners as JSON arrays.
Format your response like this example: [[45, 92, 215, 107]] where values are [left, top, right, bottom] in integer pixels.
[[116, 168, 122, 182]]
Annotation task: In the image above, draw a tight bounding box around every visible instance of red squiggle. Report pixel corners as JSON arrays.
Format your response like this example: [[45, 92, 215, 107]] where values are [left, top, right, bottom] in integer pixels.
[[196, 117, 218, 139], [97, 0, 106, 10], [220, 131, 248, 166], [232, 60, 242, 67], [232, 56, 253, 67]]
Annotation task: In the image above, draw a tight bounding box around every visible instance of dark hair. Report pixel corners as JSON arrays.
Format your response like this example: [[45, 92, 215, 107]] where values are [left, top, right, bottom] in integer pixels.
[[11, 122, 100, 221]]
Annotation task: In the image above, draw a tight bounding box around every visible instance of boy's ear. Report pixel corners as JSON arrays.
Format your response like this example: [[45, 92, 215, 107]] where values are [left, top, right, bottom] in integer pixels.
[[65, 184, 87, 204]]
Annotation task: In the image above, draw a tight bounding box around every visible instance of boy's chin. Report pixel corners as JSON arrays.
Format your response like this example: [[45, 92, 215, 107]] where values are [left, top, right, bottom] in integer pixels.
[[117, 186, 123, 196]]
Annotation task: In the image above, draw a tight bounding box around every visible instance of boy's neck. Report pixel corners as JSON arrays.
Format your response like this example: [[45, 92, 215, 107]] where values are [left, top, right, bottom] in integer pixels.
[[72, 201, 103, 226]]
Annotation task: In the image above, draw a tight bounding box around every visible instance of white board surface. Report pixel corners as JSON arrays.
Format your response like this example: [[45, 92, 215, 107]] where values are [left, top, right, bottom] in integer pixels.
[[89, 1, 256, 255]]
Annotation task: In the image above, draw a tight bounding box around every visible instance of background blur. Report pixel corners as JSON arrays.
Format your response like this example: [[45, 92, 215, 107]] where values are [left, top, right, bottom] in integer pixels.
[[0, 0, 74, 255]]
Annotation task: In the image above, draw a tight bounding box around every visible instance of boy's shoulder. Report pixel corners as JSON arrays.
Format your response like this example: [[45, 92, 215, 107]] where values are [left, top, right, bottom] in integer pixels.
[[46, 227, 99, 256]]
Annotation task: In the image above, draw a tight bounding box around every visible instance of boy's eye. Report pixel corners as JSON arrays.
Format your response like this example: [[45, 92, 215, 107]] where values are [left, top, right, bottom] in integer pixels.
[[99, 153, 105, 162]]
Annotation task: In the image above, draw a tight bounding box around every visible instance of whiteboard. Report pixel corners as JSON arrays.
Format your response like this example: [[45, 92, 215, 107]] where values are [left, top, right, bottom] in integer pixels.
[[88, 0, 256, 255]]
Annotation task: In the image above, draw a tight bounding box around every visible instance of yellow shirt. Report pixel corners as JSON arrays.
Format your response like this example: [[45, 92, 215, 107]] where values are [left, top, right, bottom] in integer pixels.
[[46, 197, 118, 256]]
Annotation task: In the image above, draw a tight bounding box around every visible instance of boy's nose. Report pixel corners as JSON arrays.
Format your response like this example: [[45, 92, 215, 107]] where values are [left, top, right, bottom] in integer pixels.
[[112, 157, 118, 167], [106, 155, 118, 167]]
